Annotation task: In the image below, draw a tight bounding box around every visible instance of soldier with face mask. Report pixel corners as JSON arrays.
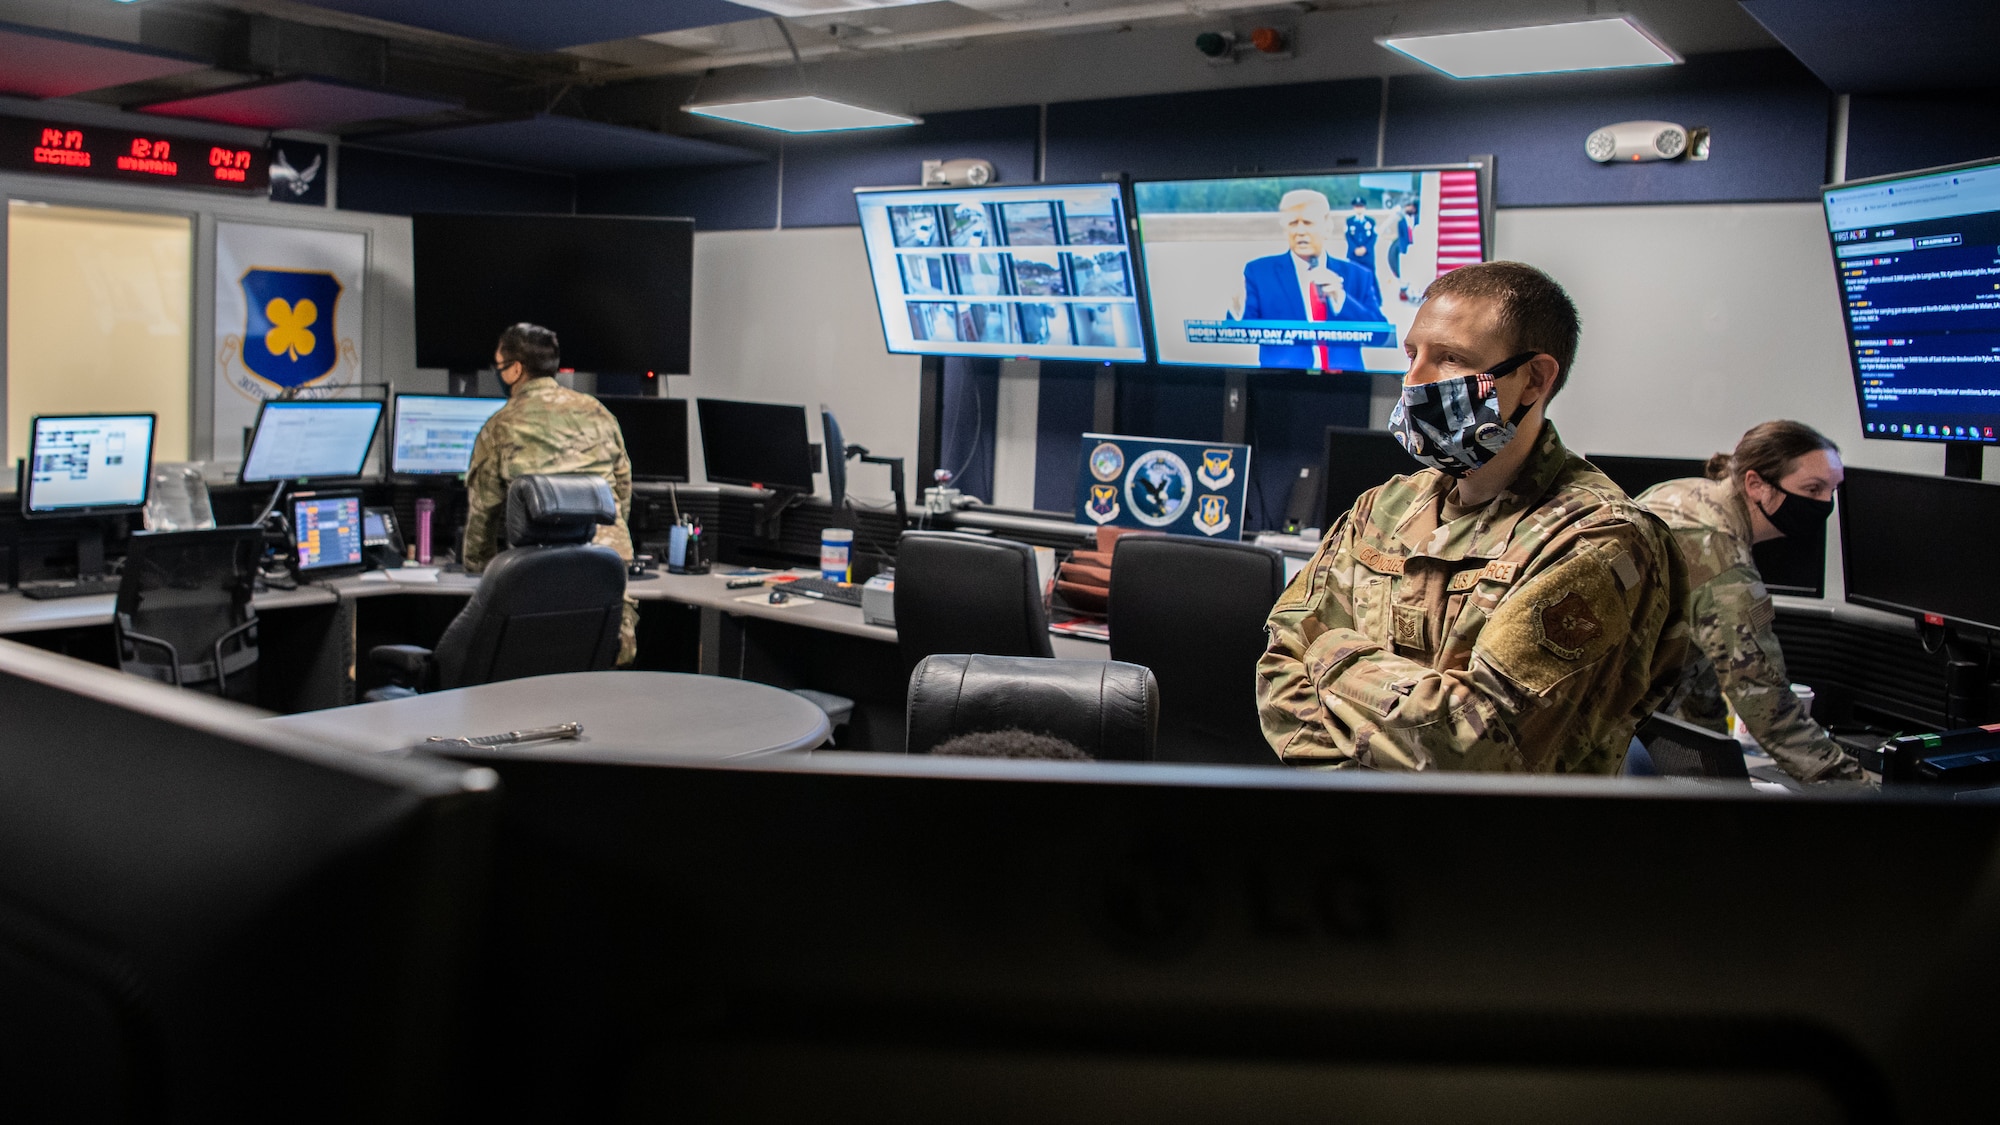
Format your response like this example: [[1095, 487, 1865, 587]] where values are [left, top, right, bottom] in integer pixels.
[[1257, 261, 1689, 772], [1637, 422, 1866, 783]]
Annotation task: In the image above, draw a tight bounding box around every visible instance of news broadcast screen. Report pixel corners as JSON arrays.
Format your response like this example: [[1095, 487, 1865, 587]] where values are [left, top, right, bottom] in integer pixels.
[[1822, 157, 2000, 445], [854, 183, 1148, 363], [1133, 166, 1485, 373]]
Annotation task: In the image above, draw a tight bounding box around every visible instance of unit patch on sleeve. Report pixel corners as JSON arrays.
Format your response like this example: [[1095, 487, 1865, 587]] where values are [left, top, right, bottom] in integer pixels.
[[1533, 590, 1603, 661]]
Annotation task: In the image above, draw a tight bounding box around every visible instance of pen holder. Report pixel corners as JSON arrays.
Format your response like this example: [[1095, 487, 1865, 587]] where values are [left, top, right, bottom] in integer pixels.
[[667, 528, 710, 575]]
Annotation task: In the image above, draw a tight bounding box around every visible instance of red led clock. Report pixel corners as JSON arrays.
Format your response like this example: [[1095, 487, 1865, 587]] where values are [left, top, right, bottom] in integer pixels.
[[4, 114, 269, 192]]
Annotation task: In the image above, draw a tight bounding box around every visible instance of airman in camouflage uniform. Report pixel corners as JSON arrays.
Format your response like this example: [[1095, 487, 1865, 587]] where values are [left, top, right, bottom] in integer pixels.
[[1637, 475, 1863, 782], [463, 374, 638, 665], [1259, 423, 1689, 772]]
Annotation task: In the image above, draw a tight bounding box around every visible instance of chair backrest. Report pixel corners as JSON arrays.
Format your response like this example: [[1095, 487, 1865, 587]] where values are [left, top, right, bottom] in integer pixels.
[[114, 526, 263, 691], [1109, 534, 1286, 765], [1634, 712, 1750, 779], [433, 476, 626, 689], [906, 653, 1157, 761], [893, 531, 1054, 670]]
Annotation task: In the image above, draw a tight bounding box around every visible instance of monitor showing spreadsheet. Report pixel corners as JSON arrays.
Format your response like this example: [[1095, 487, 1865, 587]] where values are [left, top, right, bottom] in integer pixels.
[[22, 413, 156, 517], [391, 394, 504, 475], [241, 400, 384, 483]]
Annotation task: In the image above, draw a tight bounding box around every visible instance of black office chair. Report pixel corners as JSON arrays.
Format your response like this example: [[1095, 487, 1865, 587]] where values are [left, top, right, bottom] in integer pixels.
[[1629, 711, 1750, 779], [370, 475, 626, 698], [1109, 534, 1287, 765], [893, 530, 1053, 672], [114, 526, 264, 702], [906, 653, 1158, 761]]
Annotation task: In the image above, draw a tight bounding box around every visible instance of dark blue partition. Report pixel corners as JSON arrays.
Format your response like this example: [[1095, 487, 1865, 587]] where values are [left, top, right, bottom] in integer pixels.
[[1033, 362, 1100, 513], [1114, 365, 1224, 444], [1385, 50, 1831, 207], [1846, 91, 2000, 182], [576, 140, 780, 230], [338, 146, 576, 216], [939, 358, 1000, 504], [780, 106, 1040, 228], [1045, 79, 1381, 183]]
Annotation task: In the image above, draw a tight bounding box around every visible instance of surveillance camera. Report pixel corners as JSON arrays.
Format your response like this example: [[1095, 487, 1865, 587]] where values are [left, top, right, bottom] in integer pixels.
[[1585, 121, 1689, 163], [920, 158, 995, 187]]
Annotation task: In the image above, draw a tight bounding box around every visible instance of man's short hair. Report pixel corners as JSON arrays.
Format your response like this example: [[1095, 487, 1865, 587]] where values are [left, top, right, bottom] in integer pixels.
[[497, 323, 560, 379], [1422, 261, 1582, 398], [1278, 189, 1331, 216], [929, 729, 1093, 761]]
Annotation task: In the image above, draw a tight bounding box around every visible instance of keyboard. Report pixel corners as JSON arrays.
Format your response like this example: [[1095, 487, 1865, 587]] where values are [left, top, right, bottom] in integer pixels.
[[19, 578, 118, 601], [780, 576, 865, 607]]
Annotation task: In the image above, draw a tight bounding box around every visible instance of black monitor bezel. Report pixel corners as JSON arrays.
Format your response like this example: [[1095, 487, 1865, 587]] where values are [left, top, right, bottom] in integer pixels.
[[597, 394, 691, 484], [240, 399, 386, 484], [695, 398, 817, 493], [1131, 161, 1491, 374], [20, 412, 159, 520], [852, 180, 1154, 365], [1837, 465, 2000, 636], [388, 392, 506, 477], [1819, 153, 2000, 449], [289, 488, 369, 577], [1320, 423, 1419, 532]]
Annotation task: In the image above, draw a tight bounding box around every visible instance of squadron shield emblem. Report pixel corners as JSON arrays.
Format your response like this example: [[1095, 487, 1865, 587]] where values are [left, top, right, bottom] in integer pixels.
[[1192, 494, 1231, 536], [240, 268, 342, 389], [1197, 448, 1236, 490], [1086, 483, 1122, 524]]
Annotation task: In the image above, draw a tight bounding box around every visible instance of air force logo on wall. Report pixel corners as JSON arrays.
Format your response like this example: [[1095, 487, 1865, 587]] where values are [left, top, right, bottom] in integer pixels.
[[1197, 447, 1236, 490], [240, 269, 342, 388], [1193, 495, 1232, 536], [1086, 483, 1122, 524]]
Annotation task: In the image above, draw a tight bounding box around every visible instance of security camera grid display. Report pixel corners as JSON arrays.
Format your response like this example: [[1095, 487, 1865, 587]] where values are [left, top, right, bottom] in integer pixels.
[[1131, 166, 1486, 373], [856, 183, 1147, 362]]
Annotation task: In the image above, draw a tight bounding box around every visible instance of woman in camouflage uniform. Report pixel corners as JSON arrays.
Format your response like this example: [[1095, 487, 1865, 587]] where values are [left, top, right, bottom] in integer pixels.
[[1636, 421, 1865, 782]]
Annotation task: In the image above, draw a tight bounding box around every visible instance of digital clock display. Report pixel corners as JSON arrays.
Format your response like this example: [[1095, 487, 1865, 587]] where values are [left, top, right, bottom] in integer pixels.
[[2, 114, 269, 192]]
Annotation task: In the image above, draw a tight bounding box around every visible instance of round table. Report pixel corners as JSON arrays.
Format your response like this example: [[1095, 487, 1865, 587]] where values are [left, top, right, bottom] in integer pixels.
[[263, 671, 830, 759]]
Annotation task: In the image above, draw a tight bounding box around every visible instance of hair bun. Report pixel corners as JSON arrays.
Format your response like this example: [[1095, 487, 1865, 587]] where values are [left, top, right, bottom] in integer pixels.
[[1703, 452, 1733, 480]]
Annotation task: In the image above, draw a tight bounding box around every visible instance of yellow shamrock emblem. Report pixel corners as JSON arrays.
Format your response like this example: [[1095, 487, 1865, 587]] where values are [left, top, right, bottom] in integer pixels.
[[264, 297, 318, 361]]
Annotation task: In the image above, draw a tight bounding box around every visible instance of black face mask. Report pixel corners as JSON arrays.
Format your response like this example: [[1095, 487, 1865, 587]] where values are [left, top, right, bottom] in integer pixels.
[[1756, 485, 1834, 539]]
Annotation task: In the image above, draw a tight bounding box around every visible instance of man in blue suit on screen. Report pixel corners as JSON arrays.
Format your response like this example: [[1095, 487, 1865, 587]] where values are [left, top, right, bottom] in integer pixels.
[[1236, 189, 1385, 372]]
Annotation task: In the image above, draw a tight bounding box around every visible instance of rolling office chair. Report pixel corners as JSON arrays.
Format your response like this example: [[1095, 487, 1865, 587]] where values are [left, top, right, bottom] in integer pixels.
[[369, 475, 626, 699], [1109, 535, 1287, 765], [892, 530, 1054, 672], [906, 653, 1158, 761], [1627, 711, 1751, 778], [114, 525, 264, 702]]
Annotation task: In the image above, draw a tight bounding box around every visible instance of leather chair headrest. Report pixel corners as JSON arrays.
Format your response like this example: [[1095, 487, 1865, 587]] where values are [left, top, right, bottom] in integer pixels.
[[506, 474, 615, 547], [906, 653, 1158, 761]]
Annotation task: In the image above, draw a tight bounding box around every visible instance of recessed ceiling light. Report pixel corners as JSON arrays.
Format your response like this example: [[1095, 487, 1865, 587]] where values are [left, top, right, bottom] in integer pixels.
[[1380, 17, 1680, 79], [728, 0, 928, 15], [685, 95, 920, 133]]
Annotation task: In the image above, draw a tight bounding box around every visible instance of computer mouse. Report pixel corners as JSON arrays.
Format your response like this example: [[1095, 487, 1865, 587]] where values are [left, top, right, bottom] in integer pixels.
[[768, 589, 790, 604]]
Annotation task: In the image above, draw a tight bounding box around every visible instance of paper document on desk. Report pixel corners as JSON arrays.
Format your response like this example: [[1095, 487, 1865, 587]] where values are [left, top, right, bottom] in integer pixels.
[[386, 567, 441, 584]]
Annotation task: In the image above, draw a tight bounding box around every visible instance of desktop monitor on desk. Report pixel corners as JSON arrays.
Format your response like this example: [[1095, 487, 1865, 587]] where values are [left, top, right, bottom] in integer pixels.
[[391, 394, 504, 476], [21, 413, 158, 585], [241, 400, 385, 483], [697, 399, 817, 492], [1321, 425, 1419, 532], [600, 396, 690, 483], [1840, 467, 2000, 635]]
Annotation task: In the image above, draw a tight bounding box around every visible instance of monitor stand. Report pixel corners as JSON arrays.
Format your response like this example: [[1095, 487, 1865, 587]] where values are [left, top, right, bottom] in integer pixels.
[[73, 522, 107, 583], [1945, 441, 1984, 480]]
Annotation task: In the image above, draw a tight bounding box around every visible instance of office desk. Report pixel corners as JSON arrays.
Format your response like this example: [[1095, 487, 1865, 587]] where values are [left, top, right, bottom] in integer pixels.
[[264, 671, 830, 759]]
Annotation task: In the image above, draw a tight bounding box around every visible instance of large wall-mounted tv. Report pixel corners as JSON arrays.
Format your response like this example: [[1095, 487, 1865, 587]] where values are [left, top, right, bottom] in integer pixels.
[[1822, 157, 2000, 446], [1132, 164, 1487, 373], [413, 213, 693, 375], [854, 182, 1148, 363]]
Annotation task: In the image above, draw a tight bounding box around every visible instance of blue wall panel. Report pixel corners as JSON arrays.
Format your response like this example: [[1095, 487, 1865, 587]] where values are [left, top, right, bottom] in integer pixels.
[[338, 146, 575, 216], [1846, 91, 2000, 182], [780, 106, 1040, 228], [1044, 79, 1381, 183], [1114, 366, 1224, 444], [1034, 362, 1100, 513], [939, 358, 1000, 504], [576, 139, 780, 230], [1385, 50, 1830, 206]]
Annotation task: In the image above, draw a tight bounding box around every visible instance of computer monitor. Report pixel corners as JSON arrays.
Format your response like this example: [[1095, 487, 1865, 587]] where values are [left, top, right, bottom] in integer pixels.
[[240, 400, 385, 483], [599, 395, 690, 483], [20, 413, 156, 518], [0, 638, 497, 1120], [696, 399, 817, 492], [290, 490, 365, 576], [854, 182, 1148, 363], [1822, 156, 2000, 448], [1839, 466, 2000, 634], [1321, 425, 1419, 531], [821, 407, 849, 511], [1133, 164, 1488, 372], [391, 394, 504, 476]]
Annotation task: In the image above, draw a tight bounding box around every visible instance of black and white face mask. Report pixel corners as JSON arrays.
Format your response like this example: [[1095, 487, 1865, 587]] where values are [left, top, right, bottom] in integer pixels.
[[1387, 352, 1539, 477]]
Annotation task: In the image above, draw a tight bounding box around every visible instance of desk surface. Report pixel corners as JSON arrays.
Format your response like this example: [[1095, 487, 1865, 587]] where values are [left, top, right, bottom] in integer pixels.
[[264, 671, 830, 758]]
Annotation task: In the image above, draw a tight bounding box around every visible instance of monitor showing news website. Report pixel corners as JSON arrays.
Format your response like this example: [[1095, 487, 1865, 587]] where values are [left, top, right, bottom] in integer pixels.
[[1823, 157, 2000, 445], [1132, 166, 1486, 373], [854, 183, 1148, 363]]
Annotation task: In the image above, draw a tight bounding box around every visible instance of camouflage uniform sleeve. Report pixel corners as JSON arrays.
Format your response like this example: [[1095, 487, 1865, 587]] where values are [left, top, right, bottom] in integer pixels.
[[1257, 513, 1361, 764], [611, 423, 633, 529], [1693, 568, 1863, 782], [459, 422, 508, 575]]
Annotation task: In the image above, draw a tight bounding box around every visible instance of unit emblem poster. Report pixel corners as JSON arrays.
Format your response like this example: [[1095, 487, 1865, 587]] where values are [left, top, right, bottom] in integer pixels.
[[1074, 433, 1251, 537], [212, 221, 365, 459]]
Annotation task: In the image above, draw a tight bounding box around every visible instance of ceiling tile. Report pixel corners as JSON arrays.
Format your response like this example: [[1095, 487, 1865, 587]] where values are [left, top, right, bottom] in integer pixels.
[[141, 79, 458, 131], [361, 115, 768, 173], [0, 23, 207, 100], [1740, 0, 2000, 92], [287, 0, 773, 51]]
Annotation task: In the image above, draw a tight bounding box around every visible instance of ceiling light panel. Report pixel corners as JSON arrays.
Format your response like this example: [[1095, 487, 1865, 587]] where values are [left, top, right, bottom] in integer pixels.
[[728, 0, 930, 15], [1381, 17, 1681, 79], [686, 95, 920, 132]]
